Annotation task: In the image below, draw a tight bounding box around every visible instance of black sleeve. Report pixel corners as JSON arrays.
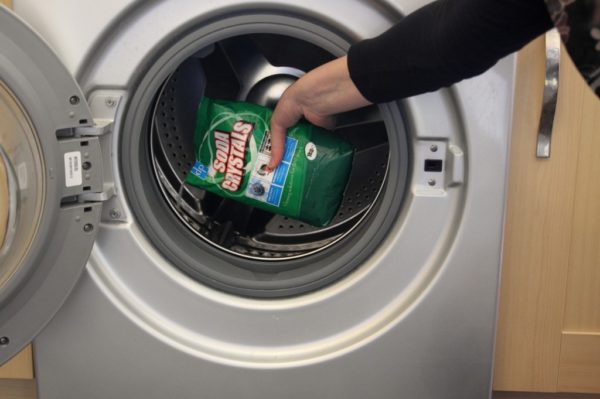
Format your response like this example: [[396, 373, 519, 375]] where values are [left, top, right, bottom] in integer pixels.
[[347, 0, 554, 102]]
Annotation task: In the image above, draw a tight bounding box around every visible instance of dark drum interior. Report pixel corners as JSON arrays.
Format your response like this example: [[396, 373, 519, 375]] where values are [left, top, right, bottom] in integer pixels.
[[149, 34, 390, 261]]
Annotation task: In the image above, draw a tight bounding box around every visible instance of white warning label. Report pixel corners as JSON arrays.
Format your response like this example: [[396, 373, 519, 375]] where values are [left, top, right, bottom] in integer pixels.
[[64, 151, 82, 187]]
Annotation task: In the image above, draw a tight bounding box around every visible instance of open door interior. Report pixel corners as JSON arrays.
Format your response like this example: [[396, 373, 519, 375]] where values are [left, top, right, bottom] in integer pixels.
[[0, 5, 107, 364]]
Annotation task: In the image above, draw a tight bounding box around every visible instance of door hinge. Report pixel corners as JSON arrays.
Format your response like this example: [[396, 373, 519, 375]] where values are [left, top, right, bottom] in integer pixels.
[[65, 91, 127, 223], [59, 92, 124, 216], [75, 119, 114, 137], [58, 135, 107, 200]]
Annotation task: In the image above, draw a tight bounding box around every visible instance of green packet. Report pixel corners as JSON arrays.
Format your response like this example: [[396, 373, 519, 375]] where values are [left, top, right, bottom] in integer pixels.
[[185, 97, 354, 227]]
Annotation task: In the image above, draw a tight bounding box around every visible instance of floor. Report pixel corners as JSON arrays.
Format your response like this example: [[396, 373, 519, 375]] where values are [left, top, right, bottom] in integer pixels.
[[2, 380, 600, 399], [0, 380, 36, 399]]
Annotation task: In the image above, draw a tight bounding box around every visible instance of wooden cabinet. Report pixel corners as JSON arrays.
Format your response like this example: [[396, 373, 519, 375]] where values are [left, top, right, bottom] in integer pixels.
[[0, 346, 33, 379], [493, 37, 600, 394]]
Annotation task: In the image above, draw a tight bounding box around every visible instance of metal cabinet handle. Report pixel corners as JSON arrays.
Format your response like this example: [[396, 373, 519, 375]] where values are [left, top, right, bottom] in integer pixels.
[[0, 143, 19, 260], [537, 29, 561, 158]]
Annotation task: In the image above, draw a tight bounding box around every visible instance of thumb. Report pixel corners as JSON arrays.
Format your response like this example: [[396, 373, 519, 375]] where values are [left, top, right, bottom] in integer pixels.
[[305, 111, 336, 131]]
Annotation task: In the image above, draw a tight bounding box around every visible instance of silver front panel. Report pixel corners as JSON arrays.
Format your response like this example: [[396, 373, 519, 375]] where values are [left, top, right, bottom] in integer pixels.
[[13, 0, 514, 398]]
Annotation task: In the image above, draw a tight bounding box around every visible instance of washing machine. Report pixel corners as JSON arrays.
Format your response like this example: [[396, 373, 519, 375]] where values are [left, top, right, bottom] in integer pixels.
[[0, 1, 515, 398]]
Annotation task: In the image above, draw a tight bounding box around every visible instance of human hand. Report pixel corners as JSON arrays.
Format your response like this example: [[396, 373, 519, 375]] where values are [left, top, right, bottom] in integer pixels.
[[268, 56, 372, 170]]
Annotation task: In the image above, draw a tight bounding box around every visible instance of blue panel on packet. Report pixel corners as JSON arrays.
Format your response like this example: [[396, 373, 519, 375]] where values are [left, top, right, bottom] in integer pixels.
[[282, 137, 298, 163], [272, 162, 289, 186], [266, 185, 283, 206]]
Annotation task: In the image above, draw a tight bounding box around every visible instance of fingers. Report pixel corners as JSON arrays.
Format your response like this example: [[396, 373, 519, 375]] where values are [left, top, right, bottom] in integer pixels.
[[268, 90, 303, 170], [268, 111, 334, 171], [268, 120, 286, 170]]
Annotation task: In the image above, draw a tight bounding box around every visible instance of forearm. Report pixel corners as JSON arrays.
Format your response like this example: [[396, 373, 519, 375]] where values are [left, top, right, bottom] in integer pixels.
[[348, 0, 554, 102], [268, 0, 555, 168]]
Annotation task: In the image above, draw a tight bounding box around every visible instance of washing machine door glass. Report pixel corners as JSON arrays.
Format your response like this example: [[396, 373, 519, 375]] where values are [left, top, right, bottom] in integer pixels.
[[0, 7, 104, 364]]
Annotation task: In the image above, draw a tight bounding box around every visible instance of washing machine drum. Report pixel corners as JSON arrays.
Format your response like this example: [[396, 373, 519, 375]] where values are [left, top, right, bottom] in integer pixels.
[[121, 32, 410, 298]]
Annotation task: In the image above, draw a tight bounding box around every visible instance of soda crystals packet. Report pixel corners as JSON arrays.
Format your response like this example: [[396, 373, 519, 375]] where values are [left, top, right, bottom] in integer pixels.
[[185, 98, 354, 227]]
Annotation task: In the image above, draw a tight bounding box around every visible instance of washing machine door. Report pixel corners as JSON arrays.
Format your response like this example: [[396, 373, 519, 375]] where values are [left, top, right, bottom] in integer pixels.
[[0, 6, 107, 364]]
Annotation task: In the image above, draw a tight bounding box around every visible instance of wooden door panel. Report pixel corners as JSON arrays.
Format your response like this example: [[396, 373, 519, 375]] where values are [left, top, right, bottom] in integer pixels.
[[557, 333, 600, 393], [493, 37, 586, 392]]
